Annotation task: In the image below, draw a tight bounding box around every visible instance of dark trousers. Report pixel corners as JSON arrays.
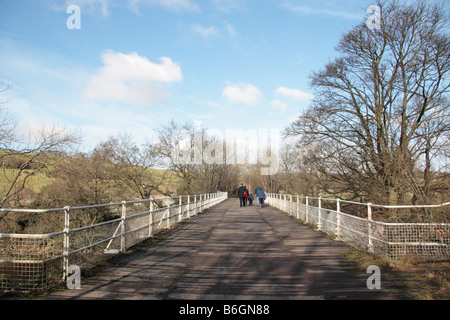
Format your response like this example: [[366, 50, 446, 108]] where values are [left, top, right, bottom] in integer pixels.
[[240, 197, 246, 207]]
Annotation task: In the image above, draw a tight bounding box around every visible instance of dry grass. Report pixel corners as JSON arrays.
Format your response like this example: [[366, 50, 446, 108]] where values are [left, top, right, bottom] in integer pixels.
[[343, 248, 450, 300]]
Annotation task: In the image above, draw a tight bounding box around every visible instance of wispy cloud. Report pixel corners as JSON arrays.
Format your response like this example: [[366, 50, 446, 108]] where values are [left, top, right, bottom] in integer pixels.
[[211, 0, 241, 13], [224, 21, 237, 38], [282, 1, 364, 20], [127, 0, 200, 14], [191, 25, 221, 38], [270, 86, 314, 113], [274, 87, 314, 102], [46, 0, 199, 16]]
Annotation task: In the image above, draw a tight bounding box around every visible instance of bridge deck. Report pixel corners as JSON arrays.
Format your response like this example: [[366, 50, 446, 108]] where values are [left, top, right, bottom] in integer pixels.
[[39, 199, 410, 300]]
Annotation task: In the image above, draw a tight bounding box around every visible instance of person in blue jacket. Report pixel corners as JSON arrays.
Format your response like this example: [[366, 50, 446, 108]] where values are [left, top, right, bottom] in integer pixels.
[[254, 185, 261, 206], [256, 187, 266, 208]]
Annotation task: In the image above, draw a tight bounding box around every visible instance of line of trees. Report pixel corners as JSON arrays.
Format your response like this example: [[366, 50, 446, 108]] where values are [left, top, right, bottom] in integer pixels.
[[0, 87, 243, 232]]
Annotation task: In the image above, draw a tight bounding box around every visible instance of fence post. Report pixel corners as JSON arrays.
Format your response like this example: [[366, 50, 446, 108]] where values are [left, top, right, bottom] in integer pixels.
[[305, 196, 309, 224], [296, 195, 300, 219], [318, 197, 322, 231], [149, 199, 153, 237], [187, 195, 191, 219], [63, 206, 71, 281], [167, 198, 171, 229], [120, 201, 127, 253], [201, 194, 203, 211], [289, 195, 293, 216], [335, 199, 341, 241], [179, 196, 182, 222], [194, 195, 197, 215], [367, 203, 374, 253]]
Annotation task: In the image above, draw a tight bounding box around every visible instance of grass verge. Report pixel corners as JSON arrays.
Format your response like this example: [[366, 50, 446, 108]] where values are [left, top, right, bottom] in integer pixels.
[[343, 248, 450, 300]]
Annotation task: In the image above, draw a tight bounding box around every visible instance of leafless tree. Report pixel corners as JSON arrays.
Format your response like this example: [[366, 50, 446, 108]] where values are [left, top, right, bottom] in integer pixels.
[[0, 82, 81, 210], [286, 0, 450, 207], [98, 134, 167, 199], [155, 120, 240, 195]]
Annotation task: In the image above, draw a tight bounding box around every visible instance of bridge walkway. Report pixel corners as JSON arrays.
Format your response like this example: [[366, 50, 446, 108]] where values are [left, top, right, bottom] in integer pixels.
[[37, 198, 410, 300]]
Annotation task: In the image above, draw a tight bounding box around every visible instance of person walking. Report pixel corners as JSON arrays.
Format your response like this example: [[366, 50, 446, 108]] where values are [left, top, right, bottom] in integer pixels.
[[243, 185, 249, 207], [237, 183, 247, 207], [256, 187, 266, 208], [255, 185, 261, 206]]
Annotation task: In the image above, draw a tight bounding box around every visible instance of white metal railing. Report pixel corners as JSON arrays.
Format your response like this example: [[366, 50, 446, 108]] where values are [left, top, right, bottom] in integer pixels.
[[266, 193, 450, 261], [0, 192, 228, 293]]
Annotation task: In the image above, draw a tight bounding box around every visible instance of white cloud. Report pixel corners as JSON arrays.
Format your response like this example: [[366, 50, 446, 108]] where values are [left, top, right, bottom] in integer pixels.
[[221, 83, 263, 106], [274, 87, 314, 102], [191, 25, 221, 38], [82, 51, 182, 106]]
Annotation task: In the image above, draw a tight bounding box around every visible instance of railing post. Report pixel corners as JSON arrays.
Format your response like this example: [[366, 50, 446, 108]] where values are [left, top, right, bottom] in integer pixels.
[[167, 198, 171, 229], [335, 199, 341, 241], [120, 201, 127, 253], [187, 195, 191, 219], [289, 195, 293, 216], [317, 197, 322, 231], [149, 198, 153, 237], [367, 203, 374, 253], [63, 206, 71, 281], [179, 196, 182, 222], [194, 195, 197, 215], [296, 195, 300, 219], [200, 194, 203, 212], [278, 193, 281, 209], [305, 196, 309, 224]]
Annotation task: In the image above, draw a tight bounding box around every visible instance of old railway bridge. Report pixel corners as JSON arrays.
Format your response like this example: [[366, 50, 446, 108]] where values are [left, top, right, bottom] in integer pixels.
[[1, 192, 448, 300]]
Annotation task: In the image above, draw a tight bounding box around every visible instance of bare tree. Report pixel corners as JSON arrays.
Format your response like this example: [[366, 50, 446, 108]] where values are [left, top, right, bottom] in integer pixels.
[[286, 0, 450, 207], [155, 120, 240, 195], [0, 124, 80, 209], [0, 82, 81, 210], [98, 133, 167, 199]]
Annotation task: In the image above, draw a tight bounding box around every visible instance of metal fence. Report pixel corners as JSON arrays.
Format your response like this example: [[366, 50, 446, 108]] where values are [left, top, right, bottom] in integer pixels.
[[0, 192, 228, 293], [266, 193, 450, 261]]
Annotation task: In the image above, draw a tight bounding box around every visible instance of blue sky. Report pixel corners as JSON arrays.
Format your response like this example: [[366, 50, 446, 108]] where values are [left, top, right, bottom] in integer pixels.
[[1, 0, 444, 150]]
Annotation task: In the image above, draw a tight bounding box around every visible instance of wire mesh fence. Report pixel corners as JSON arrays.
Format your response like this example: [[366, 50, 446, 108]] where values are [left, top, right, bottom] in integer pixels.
[[267, 193, 450, 261], [0, 192, 228, 293], [0, 233, 64, 292]]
